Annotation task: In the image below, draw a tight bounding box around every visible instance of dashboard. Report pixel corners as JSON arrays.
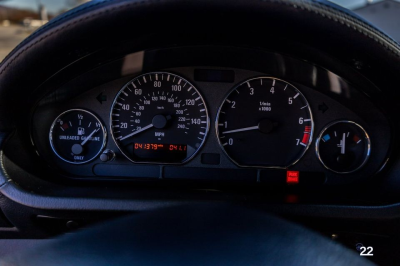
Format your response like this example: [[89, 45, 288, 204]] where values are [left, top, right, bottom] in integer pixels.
[[18, 46, 390, 187], [2, 1, 400, 264]]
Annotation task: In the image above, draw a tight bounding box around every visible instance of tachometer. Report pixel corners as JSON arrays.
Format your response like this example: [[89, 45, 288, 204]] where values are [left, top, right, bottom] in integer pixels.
[[216, 77, 313, 168], [110, 72, 209, 164]]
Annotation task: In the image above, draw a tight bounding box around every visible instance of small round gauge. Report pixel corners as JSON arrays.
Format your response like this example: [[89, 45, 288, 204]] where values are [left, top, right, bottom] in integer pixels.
[[110, 72, 209, 164], [316, 121, 371, 174], [216, 77, 313, 168], [49, 109, 107, 164]]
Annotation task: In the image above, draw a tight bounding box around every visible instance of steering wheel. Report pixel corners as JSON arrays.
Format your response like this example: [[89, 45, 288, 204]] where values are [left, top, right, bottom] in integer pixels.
[[1, 0, 398, 265]]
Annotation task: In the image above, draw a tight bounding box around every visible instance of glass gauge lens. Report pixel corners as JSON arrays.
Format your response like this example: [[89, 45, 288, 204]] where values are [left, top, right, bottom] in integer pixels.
[[316, 121, 371, 173], [216, 77, 313, 168], [110, 72, 209, 164], [49, 109, 106, 164]]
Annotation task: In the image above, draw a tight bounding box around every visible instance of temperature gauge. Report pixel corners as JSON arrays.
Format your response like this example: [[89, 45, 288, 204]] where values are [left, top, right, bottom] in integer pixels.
[[316, 121, 371, 174], [49, 109, 107, 164]]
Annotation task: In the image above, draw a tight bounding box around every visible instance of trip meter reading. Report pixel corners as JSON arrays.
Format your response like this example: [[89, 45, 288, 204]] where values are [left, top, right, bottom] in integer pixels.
[[216, 77, 313, 168], [110, 72, 209, 164], [49, 109, 107, 164]]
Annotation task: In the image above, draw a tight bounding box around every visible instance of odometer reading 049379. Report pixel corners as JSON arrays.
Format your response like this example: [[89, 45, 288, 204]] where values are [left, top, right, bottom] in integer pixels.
[[216, 77, 313, 168], [110, 72, 209, 164]]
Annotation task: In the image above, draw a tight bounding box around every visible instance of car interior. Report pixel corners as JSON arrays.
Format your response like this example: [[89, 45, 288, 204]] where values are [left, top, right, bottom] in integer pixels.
[[0, 0, 400, 265]]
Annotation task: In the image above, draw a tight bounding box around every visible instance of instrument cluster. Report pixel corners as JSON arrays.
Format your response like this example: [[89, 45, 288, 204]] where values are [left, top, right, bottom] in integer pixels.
[[29, 48, 391, 185]]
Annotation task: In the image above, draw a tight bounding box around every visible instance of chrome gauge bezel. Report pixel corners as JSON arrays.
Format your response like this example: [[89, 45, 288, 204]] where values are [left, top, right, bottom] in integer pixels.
[[49, 109, 107, 164], [109, 72, 210, 165], [215, 76, 314, 169], [315, 120, 371, 174]]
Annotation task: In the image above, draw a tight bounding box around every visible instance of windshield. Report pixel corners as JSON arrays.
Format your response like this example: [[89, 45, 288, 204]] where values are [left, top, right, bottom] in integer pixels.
[[0, 0, 399, 62]]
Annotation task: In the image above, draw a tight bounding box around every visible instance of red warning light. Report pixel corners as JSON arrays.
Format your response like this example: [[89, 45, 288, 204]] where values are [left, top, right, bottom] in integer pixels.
[[286, 171, 299, 184]]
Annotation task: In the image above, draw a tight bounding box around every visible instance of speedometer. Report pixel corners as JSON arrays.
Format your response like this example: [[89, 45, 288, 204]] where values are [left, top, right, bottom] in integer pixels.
[[216, 77, 313, 168], [110, 72, 209, 164]]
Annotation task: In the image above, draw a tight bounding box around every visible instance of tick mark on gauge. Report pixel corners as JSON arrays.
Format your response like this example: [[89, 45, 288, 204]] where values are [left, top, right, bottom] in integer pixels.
[[198, 137, 203, 140], [155, 74, 158, 80], [143, 76, 147, 83], [300, 142, 307, 147], [167, 75, 170, 81], [69, 121, 72, 127], [195, 96, 201, 101], [188, 86, 192, 92], [301, 105, 308, 109], [284, 85, 288, 90], [226, 99, 231, 103], [293, 93, 300, 99], [131, 82, 136, 88], [178, 79, 182, 84], [272, 79, 276, 86], [247, 82, 250, 88], [200, 132, 205, 135], [200, 109, 205, 112], [222, 142, 228, 146]]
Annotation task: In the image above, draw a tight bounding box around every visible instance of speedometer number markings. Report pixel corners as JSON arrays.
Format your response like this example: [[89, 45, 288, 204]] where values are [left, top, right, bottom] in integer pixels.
[[110, 72, 209, 164]]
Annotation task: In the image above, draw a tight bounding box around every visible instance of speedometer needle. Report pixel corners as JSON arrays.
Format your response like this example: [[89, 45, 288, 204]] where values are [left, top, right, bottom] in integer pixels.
[[81, 128, 100, 146], [119, 124, 154, 141], [222, 126, 259, 134]]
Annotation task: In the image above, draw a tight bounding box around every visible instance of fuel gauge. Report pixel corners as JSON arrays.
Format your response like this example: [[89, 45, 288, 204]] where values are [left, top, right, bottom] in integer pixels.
[[316, 121, 371, 174], [49, 109, 107, 164]]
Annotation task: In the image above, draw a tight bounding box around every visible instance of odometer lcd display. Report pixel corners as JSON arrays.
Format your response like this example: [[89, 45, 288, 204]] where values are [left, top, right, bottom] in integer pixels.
[[132, 143, 187, 162]]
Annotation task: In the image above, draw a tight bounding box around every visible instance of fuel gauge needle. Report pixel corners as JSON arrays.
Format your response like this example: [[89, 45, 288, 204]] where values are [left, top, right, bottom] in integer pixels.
[[81, 128, 100, 146], [119, 124, 154, 141]]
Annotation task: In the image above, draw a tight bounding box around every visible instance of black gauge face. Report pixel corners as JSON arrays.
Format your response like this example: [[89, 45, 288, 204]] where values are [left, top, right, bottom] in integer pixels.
[[110, 72, 209, 164], [316, 121, 371, 173], [216, 77, 313, 168], [49, 109, 107, 164]]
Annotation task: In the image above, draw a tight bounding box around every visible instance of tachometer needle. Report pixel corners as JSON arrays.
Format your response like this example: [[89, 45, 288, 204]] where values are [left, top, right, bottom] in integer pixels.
[[81, 128, 100, 146], [119, 124, 154, 141], [222, 125, 259, 135]]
